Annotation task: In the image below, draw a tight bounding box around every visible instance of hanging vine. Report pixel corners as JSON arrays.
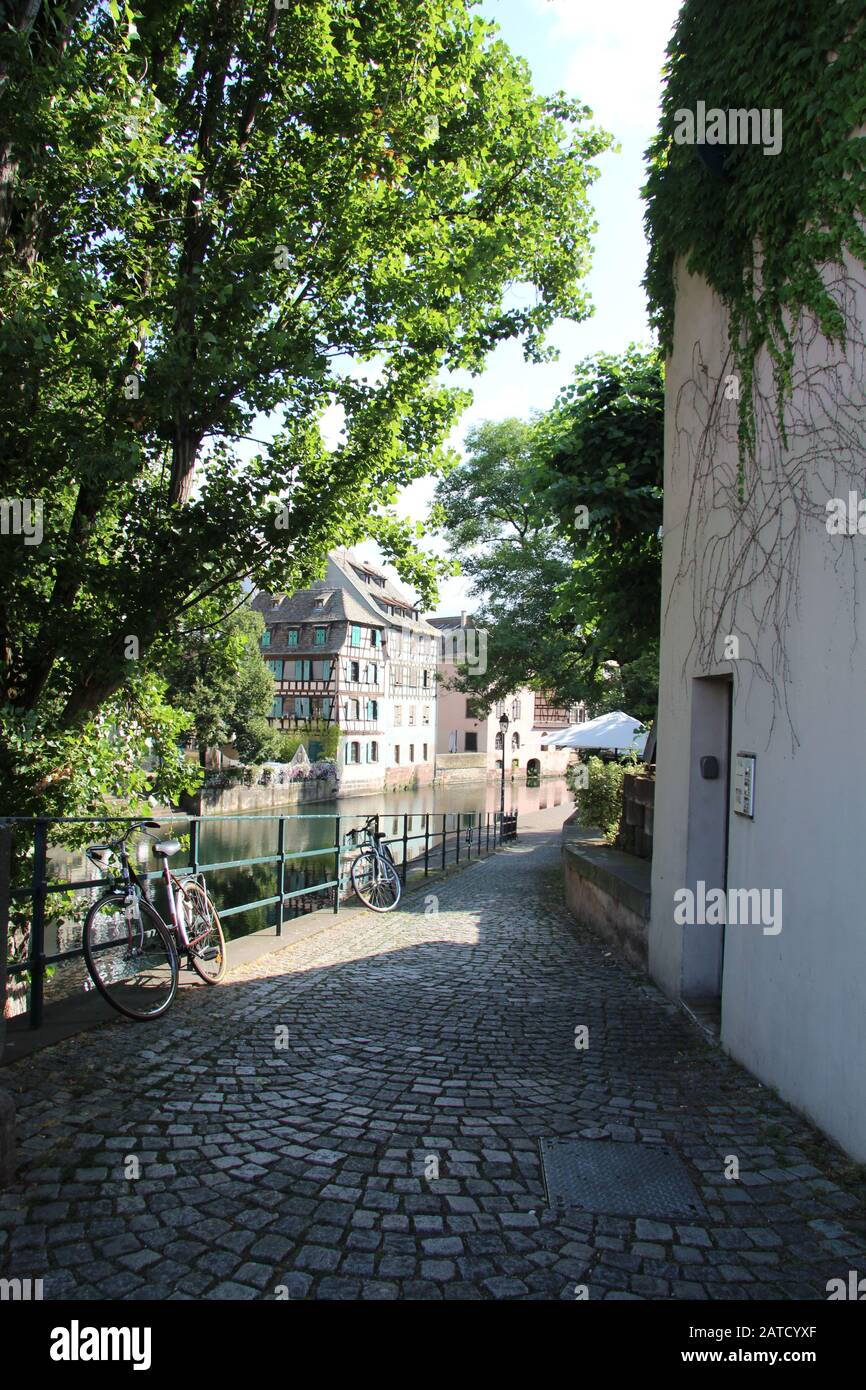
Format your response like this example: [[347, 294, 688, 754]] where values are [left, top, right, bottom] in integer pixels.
[[644, 0, 866, 471]]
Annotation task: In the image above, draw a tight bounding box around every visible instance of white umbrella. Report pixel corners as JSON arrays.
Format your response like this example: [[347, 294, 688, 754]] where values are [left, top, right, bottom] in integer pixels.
[[547, 710, 648, 755]]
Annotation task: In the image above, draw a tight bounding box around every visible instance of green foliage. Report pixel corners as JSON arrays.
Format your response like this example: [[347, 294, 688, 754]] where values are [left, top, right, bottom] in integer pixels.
[[0, 670, 196, 836], [644, 1, 866, 467], [0, 0, 611, 821], [274, 724, 341, 764], [570, 755, 625, 843], [433, 349, 662, 722], [160, 597, 276, 765]]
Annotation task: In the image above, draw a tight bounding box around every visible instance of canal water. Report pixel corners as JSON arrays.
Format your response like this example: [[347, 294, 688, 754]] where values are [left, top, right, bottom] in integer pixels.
[[37, 777, 571, 976], [168, 774, 570, 939]]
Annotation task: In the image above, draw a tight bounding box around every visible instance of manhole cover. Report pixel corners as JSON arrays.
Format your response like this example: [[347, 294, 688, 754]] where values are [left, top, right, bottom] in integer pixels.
[[539, 1138, 705, 1220]]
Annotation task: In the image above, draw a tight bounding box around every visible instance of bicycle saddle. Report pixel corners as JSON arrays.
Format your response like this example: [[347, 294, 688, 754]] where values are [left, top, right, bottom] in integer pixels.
[[153, 839, 181, 857]]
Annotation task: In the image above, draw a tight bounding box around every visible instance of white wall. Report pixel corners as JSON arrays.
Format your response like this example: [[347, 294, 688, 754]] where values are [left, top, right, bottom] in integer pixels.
[[651, 255, 866, 1159]]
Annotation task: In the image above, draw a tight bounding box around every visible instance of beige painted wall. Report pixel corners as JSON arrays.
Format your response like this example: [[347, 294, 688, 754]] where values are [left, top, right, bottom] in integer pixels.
[[651, 253, 866, 1158]]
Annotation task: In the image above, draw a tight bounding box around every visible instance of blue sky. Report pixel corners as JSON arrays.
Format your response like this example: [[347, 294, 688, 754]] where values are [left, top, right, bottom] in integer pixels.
[[341, 0, 682, 610]]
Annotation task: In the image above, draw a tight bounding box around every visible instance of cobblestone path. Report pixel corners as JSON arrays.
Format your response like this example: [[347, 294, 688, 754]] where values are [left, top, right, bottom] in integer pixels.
[[2, 812, 865, 1301]]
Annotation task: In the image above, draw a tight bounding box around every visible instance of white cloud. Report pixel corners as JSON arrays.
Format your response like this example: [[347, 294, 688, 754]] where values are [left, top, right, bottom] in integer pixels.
[[528, 0, 681, 134]]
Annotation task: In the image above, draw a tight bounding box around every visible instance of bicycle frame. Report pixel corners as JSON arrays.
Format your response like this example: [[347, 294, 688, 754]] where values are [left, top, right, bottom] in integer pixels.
[[88, 834, 207, 959]]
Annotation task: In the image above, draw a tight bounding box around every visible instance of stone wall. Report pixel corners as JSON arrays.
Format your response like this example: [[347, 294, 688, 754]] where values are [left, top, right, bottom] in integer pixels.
[[616, 772, 655, 860], [181, 777, 337, 816], [561, 816, 651, 971]]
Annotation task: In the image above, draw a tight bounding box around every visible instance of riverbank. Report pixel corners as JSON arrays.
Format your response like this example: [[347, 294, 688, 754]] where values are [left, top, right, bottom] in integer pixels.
[[174, 768, 567, 817]]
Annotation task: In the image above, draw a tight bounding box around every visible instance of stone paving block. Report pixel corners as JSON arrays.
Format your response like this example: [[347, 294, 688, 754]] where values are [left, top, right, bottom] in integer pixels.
[[2, 814, 865, 1304]]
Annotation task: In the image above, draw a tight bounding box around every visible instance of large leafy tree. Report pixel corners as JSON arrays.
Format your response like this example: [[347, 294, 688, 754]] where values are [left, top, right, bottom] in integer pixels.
[[433, 348, 664, 723], [0, 0, 610, 816], [160, 597, 275, 767]]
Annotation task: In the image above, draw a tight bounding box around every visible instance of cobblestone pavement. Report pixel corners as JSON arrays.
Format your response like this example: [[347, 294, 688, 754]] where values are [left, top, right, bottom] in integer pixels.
[[2, 809, 865, 1301]]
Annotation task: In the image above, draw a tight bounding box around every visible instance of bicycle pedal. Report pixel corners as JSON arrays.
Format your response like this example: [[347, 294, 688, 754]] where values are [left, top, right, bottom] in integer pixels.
[[198, 946, 219, 961]]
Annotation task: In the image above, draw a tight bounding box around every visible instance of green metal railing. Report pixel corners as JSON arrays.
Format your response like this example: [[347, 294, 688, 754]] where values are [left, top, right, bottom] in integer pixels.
[[0, 808, 518, 1031]]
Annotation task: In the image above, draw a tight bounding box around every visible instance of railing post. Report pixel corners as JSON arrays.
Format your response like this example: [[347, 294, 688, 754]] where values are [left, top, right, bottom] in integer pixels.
[[334, 815, 341, 913], [0, 823, 11, 1063], [401, 814, 409, 885], [424, 813, 430, 877], [189, 817, 199, 875], [456, 814, 460, 865], [441, 812, 447, 871], [276, 817, 286, 937], [486, 811, 490, 853], [28, 820, 48, 1031]]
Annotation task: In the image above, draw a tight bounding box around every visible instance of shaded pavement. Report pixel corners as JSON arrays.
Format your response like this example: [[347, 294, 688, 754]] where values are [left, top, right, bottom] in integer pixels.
[[2, 805, 865, 1301]]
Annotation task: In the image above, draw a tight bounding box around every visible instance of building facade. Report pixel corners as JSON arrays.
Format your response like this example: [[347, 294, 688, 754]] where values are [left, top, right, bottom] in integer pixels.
[[252, 550, 439, 792], [650, 257, 866, 1160], [429, 616, 584, 780]]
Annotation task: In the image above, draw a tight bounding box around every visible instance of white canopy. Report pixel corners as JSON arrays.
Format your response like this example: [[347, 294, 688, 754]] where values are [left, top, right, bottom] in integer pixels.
[[546, 710, 648, 755]]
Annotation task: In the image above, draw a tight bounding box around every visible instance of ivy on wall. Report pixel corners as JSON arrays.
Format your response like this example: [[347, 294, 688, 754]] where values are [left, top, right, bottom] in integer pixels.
[[644, 1, 866, 467]]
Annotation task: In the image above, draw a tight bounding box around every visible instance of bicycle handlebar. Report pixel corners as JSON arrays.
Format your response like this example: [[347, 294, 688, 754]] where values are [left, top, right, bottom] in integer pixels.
[[85, 819, 162, 866]]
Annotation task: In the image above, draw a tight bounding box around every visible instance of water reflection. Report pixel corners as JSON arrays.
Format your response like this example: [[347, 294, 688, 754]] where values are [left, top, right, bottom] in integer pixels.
[[37, 777, 569, 1009]]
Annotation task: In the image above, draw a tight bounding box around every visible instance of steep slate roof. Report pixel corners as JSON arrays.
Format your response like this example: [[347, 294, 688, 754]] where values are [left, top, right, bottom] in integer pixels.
[[330, 549, 440, 636], [251, 582, 380, 630]]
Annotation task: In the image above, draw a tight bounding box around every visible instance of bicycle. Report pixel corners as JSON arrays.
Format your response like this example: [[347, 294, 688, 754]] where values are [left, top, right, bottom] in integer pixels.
[[347, 814, 401, 912], [83, 819, 226, 1021]]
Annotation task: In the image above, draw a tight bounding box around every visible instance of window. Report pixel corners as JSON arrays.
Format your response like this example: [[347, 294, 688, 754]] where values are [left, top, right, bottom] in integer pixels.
[[366, 741, 378, 763], [422, 743, 428, 761], [392, 664, 402, 686], [267, 659, 284, 680], [343, 698, 360, 721], [423, 669, 429, 688], [350, 624, 361, 647], [287, 629, 299, 646], [366, 699, 378, 721], [294, 658, 312, 681], [271, 696, 284, 718], [495, 731, 503, 750], [345, 741, 361, 764], [312, 658, 331, 680], [465, 699, 475, 719], [408, 706, 416, 726], [321, 698, 332, 720], [370, 662, 378, 684], [422, 707, 430, 725], [393, 705, 403, 726], [409, 743, 415, 762], [465, 732, 478, 752], [394, 745, 400, 764], [370, 628, 381, 648], [511, 699, 521, 720], [511, 731, 520, 750], [350, 660, 360, 682], [314, 626, 327, 646], [262, 629, 271, 648], [294, 696, 311, 719]]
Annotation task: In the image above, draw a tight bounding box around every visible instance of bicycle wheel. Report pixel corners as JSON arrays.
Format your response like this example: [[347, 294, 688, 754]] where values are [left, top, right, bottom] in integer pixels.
[[351, 849, 401, 912], [83, 892, 178, 1021], [179, 880, 227, 984]]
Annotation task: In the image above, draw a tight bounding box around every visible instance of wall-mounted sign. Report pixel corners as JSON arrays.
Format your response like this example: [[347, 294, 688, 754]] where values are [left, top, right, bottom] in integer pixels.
[[734, 753, 756, 817]]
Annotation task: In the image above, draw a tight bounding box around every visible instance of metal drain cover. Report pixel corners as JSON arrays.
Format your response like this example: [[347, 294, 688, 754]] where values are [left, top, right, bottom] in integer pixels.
[[539, 1138, 705, 1219]]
